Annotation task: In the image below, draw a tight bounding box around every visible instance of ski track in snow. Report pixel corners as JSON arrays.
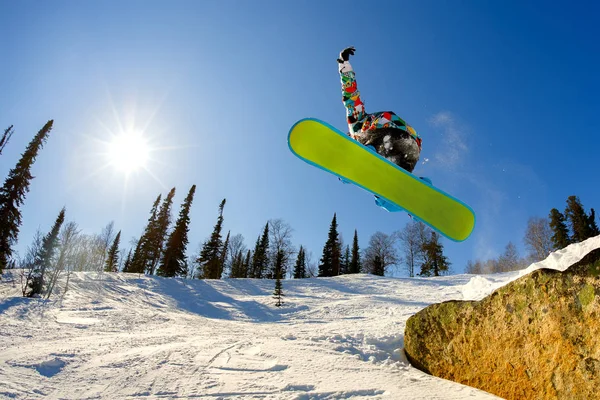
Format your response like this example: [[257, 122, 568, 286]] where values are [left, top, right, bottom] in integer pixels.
[[0, 270, 504, 400], [3, 237, 598, 398]]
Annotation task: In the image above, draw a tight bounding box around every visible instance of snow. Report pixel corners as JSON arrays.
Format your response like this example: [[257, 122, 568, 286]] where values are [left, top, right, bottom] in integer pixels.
[[2, 237, 597, 400], [462, 235, 600, 301]]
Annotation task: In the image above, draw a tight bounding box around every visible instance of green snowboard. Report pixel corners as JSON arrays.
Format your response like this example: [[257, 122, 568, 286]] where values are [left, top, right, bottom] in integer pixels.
[[288, 118, 476, 242]]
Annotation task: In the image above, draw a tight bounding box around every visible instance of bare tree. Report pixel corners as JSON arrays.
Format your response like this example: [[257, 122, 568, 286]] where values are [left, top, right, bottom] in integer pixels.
[[465, 260, 483, 274], [363, 231, 401, 276], [227, 234, 247, 278], [228, 234, 246, 261], [398, 221, 429, 277], [523, 216, 554, 263], [496, 242, 524, 272], [45, 222, 80, 298], [19, 229, 44, 296], [70, 234, 95, 272], [305, 250, 318, 278], [97, 221, 115, 272], [268, 219, 295, 279]]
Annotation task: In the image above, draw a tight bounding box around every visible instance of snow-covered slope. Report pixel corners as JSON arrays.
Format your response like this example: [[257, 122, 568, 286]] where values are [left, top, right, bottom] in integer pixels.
[[3, 233, 599, 400], [7, 233, 599, 400], [461, 235, 600, 301], [1, 271, 504, 399]]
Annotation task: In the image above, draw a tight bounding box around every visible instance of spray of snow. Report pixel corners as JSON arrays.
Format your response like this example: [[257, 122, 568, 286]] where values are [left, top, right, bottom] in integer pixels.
[[429, 111, 468, 169]]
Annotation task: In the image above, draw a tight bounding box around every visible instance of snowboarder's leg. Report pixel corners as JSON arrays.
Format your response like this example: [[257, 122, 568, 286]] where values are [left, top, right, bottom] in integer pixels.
[[374, 128, 421, 173]]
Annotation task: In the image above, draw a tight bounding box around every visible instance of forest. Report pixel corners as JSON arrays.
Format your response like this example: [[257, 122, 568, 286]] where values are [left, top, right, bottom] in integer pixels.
[[1, 122, 598, 300]]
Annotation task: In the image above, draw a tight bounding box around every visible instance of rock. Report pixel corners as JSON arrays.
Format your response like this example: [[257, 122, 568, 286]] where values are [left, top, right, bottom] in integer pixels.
[[404, 248, 600, 400]]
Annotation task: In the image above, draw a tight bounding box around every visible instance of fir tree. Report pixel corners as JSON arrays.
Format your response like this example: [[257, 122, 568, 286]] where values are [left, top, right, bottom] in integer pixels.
[[243, 249, 252, 278], [146, 188, 176, 275], [371, 255, 385, 276], [157, 185, 196, 277], [273, 259, 284, 307], [293, 245, 307, 279], [565, 195, 593, 243], [549, 208, 571, 250], [348, 229, 361, 274], [122, 249, 133, 273], [318, 213, 341, 277], [340, 245, 350, 275], [250, 223, 269, 279], [0, 120, 53, 272], [419, 231, 450, 277], [198, 199, 226, 279], [104, 231, 121, 272], [249, 236, 261, 278], [27, 207, 65, 297], [219, 231, 230, 278], [229, 250, 245, 278], [129, 194, 162, 274], [588, 208, 600, 237], [0, 125, 14, 155]]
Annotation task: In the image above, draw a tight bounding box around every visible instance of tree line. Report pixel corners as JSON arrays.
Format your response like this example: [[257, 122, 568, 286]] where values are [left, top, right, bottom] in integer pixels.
[[466, 195, 599, 274], [0, 120, 455, 300]]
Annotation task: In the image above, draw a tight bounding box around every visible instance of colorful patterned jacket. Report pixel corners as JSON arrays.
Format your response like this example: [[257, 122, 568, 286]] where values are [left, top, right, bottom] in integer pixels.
[[339, 61, 422, 149]]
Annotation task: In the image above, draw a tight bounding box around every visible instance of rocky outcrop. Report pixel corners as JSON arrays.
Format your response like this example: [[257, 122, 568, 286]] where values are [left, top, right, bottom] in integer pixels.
[[404, 248, 600, 400]]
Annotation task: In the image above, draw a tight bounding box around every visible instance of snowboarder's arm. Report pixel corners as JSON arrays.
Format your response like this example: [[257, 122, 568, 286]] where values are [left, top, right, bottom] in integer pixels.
[[338, 47, 366, 136]]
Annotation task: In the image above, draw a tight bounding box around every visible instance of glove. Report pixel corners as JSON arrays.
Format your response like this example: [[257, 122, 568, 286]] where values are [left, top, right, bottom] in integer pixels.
[[337, 46, 355, 63]]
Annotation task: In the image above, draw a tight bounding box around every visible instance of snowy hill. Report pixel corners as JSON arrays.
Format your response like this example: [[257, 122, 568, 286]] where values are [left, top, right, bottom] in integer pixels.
[[2, 238, 598, 400]]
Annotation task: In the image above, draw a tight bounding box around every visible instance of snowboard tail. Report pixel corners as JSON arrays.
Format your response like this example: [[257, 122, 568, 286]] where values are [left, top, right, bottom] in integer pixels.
[[288, 118, 475, 242]]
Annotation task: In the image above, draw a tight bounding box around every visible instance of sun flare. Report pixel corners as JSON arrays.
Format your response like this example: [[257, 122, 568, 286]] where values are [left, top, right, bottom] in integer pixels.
[[108, 132, 150, 173]]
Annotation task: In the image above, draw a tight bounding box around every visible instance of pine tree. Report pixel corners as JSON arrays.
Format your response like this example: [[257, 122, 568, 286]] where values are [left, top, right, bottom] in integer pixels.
[[565, 195, 593, 243], [27, 207, 65, 297], [198, 199, 226, 279], [588, 208, 600, 237], [229, 250, 245, 278], [0, 125, 15, 155], [104, 231, 121, 272], [348, 229, 361, 274], [371, 255, 385, 276], [219, 231, 230, 278], [146, 188, 176, 275], [340, 245, 350, 275], [419, 231, 450, 277], [157, 185, 196, 277], [122, 249, 133, 272], [250, 223, 269, 279], [129, 194, 162, 273], [243, 249, 252, 278], [273, 259, 284, 307], [273, 249, 285, 279], [318, 213, 341, 277], [549, 208, 571, 250], [0, 120, 53, 272], [293, 246, 307, 279]]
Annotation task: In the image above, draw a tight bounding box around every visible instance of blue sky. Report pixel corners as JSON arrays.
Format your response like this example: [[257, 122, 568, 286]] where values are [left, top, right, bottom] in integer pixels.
[[1, 0, 598, 275]]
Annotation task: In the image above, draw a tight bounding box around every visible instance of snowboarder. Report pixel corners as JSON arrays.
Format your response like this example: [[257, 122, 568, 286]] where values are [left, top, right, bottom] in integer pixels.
[[338, 46, 422, 173]]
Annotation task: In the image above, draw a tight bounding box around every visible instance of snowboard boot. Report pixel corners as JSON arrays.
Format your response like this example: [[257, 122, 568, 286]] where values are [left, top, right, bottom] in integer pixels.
[[374, 195, 403, 212]]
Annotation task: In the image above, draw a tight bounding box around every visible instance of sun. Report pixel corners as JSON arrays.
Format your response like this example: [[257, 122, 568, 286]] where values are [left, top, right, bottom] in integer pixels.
[[108, 131, 150, 173]]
